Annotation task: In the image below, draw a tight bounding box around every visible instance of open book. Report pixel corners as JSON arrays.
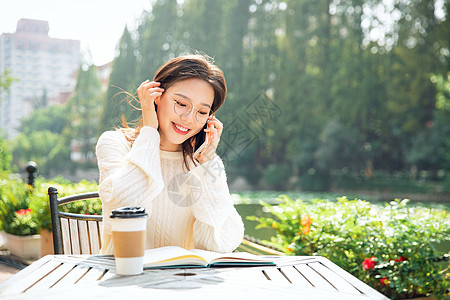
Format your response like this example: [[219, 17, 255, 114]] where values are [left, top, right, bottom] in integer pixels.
[[143, 246, 276, 269]]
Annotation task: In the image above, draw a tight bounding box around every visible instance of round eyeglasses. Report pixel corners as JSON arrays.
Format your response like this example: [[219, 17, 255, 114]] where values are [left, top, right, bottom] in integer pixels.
[[172, 98, 211, 124]]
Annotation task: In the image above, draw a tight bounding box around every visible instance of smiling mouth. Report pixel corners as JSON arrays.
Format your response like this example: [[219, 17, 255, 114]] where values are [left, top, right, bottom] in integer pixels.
[[172, 122, 191, 135]]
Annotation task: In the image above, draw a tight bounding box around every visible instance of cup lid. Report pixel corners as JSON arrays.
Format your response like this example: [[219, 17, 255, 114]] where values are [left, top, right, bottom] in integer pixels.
[[110, 207, 148, 218]]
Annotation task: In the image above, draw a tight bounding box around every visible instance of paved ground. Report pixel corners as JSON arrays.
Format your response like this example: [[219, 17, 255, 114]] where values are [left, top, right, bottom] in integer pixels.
[[0, 233, 28, 284], [0, 262, 20, 283]]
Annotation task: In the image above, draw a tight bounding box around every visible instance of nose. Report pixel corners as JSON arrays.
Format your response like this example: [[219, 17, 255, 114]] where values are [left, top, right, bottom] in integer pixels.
[[181, 109, 195, 123]]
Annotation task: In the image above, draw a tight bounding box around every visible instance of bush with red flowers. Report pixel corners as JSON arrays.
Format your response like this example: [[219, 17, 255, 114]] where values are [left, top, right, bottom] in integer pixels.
[[0, 177, 101, 235], [0, 180, 40, 236], [362, 256, 376, 271], [249, 196, 449, 299]]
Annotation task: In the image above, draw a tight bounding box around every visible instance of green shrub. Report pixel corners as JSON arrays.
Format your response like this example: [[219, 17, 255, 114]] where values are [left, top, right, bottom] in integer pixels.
[[0, 178, 40, 235], [249, 196, 450, 299], [0, 177, 100, 233], [31, 178, 101, 231]]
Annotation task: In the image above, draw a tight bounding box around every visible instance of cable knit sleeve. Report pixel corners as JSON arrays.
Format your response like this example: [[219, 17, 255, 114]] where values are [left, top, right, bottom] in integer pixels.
[[188, 155, 245, 253], [96, 126, 164, 209]]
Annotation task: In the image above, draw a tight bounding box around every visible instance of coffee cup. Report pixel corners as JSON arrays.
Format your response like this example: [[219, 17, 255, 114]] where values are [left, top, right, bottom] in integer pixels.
[[110, 207, 148, 275]]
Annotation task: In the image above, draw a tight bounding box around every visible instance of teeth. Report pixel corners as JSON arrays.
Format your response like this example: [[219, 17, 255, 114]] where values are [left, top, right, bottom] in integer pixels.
[[175, 123, 189, 132]]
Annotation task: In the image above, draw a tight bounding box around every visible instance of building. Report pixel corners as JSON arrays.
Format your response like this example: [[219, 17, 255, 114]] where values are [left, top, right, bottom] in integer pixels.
[[0, 19, 81, 139]]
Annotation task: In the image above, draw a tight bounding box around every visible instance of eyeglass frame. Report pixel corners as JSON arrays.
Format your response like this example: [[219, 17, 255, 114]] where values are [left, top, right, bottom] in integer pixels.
[[171, 97, 212, 124]]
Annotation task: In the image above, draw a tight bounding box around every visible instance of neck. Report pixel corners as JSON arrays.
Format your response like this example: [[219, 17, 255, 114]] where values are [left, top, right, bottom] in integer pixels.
[[159, 132, 182, 152], [160, 143, 182, 152]]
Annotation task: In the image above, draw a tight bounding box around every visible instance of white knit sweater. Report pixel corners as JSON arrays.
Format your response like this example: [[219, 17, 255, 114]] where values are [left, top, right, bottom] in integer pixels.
[[95, 126, 244, 254]]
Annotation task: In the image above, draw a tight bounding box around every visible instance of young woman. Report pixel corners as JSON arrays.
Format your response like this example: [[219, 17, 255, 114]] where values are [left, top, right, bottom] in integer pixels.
[[96, 54, 244, 254]]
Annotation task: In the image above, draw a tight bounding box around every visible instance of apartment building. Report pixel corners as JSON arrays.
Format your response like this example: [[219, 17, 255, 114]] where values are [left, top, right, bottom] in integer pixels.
[[0, 18, 81, 138]]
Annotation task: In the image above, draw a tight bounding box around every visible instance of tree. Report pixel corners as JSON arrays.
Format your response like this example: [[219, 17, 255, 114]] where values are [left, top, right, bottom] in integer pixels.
[[10, 131, 69, 176], [0, 69, 16, 95], [314, 120, 365, 174], [181, 0, 225, 58], [136, 0, 180, 80], [0, 133, 12, 172], [19, 104, 68, 135], [65, 64, 104, 168], [275, 0, 337, 180], [99, 27, 138, 133], [407, 73, 450, 173], [93, 0, 450, 190], [0, 69, 15, 172]]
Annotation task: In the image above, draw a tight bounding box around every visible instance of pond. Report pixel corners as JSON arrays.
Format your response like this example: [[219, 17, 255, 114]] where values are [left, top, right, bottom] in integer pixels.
[[232, 190, 450, 208]]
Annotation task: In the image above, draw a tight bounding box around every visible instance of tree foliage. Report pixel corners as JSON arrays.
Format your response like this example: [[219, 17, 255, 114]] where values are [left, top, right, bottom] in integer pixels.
[[64, 64, 103, 167], [0, 69, 16, 92], [10, 64, 104, 176], [0, 69, 16, 173], [99, 27, 139, 132], [8, 0, 447, 188], [95, 0, 449, 189]]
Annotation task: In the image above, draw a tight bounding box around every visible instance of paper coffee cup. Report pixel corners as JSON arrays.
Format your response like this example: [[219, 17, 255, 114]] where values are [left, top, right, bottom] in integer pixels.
[[110, 207, 148, 275]]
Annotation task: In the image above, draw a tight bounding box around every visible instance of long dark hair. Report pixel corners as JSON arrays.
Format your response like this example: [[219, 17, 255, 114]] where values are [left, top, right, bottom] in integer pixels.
[[122, 54, 227, 170]]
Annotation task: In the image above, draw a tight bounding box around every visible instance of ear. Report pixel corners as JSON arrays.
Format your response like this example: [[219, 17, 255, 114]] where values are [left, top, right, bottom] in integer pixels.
[[154, 94, 161, 106]]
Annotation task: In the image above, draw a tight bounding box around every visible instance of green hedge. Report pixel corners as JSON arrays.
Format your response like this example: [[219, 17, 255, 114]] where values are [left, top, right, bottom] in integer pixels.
[[249, 196, 450, 299]]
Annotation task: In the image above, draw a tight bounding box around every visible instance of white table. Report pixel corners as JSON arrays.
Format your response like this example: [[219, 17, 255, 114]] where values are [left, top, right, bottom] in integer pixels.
[[0, 254, 389, 299]]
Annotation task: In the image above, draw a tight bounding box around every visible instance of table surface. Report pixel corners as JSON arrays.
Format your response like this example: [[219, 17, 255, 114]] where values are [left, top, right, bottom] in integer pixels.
[[0, 254, 389, 300]]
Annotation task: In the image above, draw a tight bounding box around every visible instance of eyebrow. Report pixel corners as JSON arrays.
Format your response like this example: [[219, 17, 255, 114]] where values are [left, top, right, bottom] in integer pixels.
[[173, 92, 212, 108]]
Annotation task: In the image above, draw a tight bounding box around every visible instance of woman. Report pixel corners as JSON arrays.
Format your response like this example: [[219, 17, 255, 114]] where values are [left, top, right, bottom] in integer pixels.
[[96, 54, 244, 254]]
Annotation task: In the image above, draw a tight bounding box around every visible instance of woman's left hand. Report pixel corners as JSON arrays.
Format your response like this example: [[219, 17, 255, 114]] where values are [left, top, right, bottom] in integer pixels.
[[195, 116, 223, 164]]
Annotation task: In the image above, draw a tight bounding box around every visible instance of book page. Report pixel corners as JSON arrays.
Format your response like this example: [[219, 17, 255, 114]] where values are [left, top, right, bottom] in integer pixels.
[[190, 249, 274, 264], [143, 246, 208, 267]]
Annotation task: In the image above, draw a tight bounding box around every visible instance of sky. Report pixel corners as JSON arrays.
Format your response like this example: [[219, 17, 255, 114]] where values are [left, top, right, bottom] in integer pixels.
[[1, 0, 152, 66]]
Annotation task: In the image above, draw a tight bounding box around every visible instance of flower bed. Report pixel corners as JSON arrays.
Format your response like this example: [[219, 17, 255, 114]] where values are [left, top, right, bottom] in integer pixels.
[[248, 196, 449, 299]]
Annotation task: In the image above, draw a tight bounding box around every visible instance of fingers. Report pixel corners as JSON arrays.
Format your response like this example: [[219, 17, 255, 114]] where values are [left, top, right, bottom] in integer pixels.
[[204, 117, 221, 151], [205, 116, 223, 141], [137, 80, 164, 105], [137, 80, 163, 128], [195, 117, 224, 164]]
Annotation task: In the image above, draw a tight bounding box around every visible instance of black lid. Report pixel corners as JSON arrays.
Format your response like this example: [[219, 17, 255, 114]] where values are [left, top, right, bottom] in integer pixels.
[[110, 207, 148, 218]]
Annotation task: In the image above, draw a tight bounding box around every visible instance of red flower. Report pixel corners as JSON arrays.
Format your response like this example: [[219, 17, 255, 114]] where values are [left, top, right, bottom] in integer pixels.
[[379, 277, 389, 286], [16, 208, 32, 216], [394, 256, 408, 262], [362, 256, 376, 271]]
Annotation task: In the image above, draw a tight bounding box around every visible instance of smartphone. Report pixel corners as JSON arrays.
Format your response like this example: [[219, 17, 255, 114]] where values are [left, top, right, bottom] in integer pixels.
[[193, 122, 212, 159]]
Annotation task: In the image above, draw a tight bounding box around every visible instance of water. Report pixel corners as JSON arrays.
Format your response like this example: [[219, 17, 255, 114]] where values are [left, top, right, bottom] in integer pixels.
[[231, 190, 450, 209]]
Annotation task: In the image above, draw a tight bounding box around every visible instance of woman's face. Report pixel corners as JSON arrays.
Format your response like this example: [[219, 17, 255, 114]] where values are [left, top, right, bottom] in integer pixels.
[[156, 78, 214, 151]]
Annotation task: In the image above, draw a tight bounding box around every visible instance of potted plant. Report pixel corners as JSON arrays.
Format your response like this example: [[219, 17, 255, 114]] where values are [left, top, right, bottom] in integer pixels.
[[0, 179, 41, 260]]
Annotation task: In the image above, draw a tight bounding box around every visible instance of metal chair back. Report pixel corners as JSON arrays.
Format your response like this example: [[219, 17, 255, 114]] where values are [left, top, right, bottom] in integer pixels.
[[48, 187, 103, 255], [48, 187, 282, 256]]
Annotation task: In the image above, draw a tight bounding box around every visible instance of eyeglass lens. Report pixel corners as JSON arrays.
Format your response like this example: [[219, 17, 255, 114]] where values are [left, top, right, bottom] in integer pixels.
[[173, 98, 210, 123]]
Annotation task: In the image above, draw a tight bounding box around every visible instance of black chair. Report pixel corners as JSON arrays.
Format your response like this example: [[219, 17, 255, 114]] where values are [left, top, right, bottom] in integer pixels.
[[48, 187, 282, 256], [48, 187, 103, 255]]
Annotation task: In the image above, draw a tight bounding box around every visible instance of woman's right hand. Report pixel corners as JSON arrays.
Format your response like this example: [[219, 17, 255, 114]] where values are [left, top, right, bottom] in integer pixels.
[[137, 80, 164, 129]]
